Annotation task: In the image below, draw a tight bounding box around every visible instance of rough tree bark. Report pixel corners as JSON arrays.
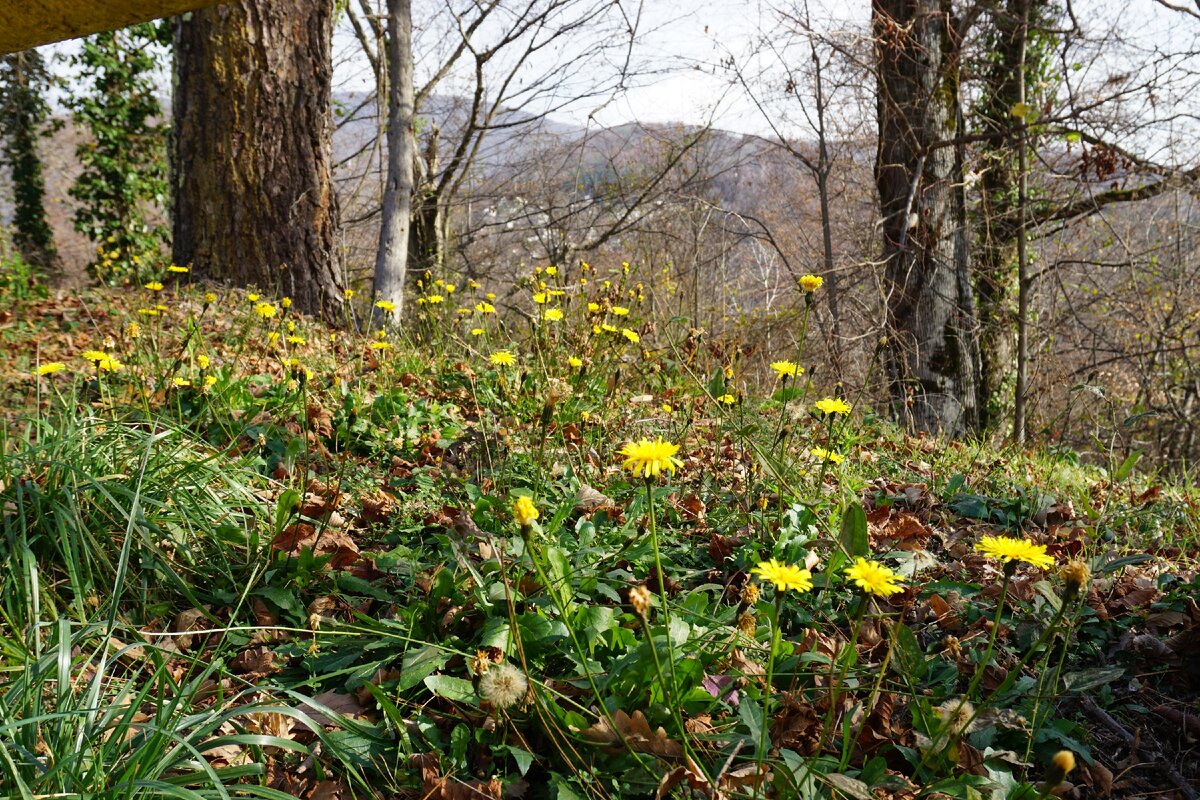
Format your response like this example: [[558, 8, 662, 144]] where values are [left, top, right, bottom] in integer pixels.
[[372, 0, 415, 318], [0, 0, 225, 55], [172, 0, 343, 320], [874, 0, 980, 435]]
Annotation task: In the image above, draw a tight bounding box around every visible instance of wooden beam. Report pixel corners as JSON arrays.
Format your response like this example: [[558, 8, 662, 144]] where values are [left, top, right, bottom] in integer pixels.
[[0, 0, 228, 55]]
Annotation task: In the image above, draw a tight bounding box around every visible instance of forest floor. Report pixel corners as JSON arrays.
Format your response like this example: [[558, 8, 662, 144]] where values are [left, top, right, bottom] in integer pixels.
[[0, 276, 1198, 799]]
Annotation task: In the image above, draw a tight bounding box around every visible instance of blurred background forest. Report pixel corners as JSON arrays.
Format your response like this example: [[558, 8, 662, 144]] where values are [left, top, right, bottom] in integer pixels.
[[4, 0, 1200, 470]]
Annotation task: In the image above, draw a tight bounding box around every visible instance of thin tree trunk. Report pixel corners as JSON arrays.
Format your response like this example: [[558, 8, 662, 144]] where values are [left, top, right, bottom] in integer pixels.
[[409, 125, 444, 283], [874, 0, 980, 435], [373, 0, 415, 317], [1012, 0, 1031, 443], [172, 0, 343, 320], [976, 0, 1039, 434]]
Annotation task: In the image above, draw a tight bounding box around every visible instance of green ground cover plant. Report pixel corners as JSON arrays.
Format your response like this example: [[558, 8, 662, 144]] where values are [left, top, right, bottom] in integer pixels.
[[0, 266, 1196, 799]]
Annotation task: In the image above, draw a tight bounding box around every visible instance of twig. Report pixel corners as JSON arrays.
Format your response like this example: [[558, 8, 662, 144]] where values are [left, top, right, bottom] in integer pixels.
[[1078, 696, 1197, 800]]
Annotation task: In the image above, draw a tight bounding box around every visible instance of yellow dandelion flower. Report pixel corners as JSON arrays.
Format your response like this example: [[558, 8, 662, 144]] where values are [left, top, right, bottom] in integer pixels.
[[167, 265, 189, 273], [281, 297, 292, 308], [844, 561, 902, 597], [799, 274, 824, 292], [81, 350, 107, 363], [37, 362, 67, 376], [254, 302, 277, 319], [753, 559, 814, 593], [545, 266, 558, 276], [513, 496, 539, 527], [470, 327, 485, 336], [532, 292, 548, 304], [173, 377, 191, 387], [815, 397, 851, 415], [810, 447, 845, 464], [197, 354, 211, 369], [144, 281, 164, 292], [204, 375, 218, 387], [489, 350, 517, 367], [374, 299, 396, 313], [247, 293, 261, 302], [137, 308, 159, 316], [475, 302, 496, 314], [611, 305, 630, 316], [544, 308, 564, 322], [568, 356, 583, 368], [587, 302, 601, 312], [770, 360, 801, 379], [974, 535, 1054, 570], [369, 341, 392, 350], [287, 335, 306, 345], [618, 438, 683, 479], [845, 558, 904, 597], [126, 322, 141, 339], [96, 355, 123, 373], [717, 393, 736, 404], [344, 289, 356, 299], [427, 294, 445, 304], [622, 328, 640, 343], [600, 323, 618, 333], [204, 292, 217, 304]]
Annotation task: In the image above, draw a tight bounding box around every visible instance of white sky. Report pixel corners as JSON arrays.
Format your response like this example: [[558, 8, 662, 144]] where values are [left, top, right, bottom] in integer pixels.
[[39, 0, 1200, 146]]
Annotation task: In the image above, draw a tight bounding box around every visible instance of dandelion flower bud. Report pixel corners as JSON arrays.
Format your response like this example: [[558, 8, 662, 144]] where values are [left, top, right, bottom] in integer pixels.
[[478, 662, 528, 711], [629, 585, 653, 619], [513, 496, 539, 528], [1045, 750, 1076, 787], [1059, 560, 1091, 599]]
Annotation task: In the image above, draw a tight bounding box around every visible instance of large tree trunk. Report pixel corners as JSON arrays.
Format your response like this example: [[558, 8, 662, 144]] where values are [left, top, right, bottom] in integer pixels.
[[172, 0, 343, 320], [874, 0, 980, 435], [372, 0, 415, 318]]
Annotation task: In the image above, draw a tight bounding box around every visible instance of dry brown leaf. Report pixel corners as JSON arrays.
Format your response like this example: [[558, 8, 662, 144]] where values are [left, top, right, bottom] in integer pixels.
[[410, 753, 503, 799], [655, 756, 770, 800], [296, 690, 370, 729], [575, 483, 614, 513], [578, 709, 685, 758], [172, 607, 210, 651], [230, 645, 279, 677], [1077, 760, 1114, 797], [360, 491, 396, 525]]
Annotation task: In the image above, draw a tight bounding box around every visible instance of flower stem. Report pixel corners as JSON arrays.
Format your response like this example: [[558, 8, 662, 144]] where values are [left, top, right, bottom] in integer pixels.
[[756, 593, 784, 777]]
